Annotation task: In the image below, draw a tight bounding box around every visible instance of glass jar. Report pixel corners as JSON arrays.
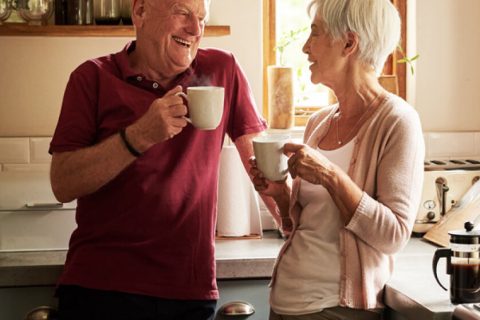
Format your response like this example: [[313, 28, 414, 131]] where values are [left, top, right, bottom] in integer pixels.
[[55, 0, 92, 25], [54, 0, 67, 24], [6, 0, 27, 23], [19, 0, 54, 26], [121, 0, 132, 25], [0, 0, 12, 24], [94, 0, 121, 25]]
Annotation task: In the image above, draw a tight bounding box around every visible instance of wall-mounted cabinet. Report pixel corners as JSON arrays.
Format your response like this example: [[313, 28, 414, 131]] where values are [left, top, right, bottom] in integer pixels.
[[0, 25, 230, 37]]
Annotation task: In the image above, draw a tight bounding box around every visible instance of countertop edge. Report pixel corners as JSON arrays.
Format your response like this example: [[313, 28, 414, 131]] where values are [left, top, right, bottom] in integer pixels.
[[0, 256, 275, 287]]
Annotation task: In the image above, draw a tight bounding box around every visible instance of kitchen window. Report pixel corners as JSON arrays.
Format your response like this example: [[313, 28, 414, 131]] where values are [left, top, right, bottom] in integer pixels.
[[262, 0, 408, 127]]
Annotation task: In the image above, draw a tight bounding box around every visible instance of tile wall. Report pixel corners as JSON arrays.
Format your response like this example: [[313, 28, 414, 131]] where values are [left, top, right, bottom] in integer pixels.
[[0, 137, 51, 172], [1, 132, 480, 231], [1, 132, 480, 171]]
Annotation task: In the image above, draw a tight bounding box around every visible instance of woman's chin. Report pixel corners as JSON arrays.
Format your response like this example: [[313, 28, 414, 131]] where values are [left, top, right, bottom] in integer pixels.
[[310, 77, 321, 85]]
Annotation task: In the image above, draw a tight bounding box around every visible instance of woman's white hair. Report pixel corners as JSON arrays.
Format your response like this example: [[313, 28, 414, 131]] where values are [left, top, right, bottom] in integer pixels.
[[308, 0, 401, 75]]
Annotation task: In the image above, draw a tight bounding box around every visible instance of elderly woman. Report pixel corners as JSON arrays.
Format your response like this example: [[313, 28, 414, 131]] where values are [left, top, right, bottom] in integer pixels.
[[251, 0, 425, 319]]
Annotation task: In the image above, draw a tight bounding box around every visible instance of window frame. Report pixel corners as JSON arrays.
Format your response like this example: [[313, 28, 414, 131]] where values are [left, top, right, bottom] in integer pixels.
[[262, 0, 408, 124]]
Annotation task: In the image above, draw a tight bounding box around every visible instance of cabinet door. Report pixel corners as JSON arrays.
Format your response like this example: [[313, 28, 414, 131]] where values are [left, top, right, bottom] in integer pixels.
[[0, 286, 57, 319], [216, 279, 270, 320]]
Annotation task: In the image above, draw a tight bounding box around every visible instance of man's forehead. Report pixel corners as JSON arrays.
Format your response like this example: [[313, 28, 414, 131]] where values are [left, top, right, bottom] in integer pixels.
[[153, 0, 209, 7]]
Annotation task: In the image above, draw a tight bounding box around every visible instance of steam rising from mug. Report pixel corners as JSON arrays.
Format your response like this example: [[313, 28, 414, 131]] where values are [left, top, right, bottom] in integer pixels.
[[176, 86, 225, 130]]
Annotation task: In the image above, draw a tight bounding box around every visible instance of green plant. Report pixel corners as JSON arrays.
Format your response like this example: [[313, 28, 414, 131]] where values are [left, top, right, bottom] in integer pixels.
[[397, 44, 420, 75], [275, 27, 308, 66]]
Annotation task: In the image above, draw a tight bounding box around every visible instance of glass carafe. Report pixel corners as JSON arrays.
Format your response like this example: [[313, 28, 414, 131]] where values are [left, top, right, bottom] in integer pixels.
[[433, 221, 480, 304]]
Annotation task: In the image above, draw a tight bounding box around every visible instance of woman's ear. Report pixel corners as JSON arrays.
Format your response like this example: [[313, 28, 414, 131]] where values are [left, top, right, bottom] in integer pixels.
[[343, 31, 359, 57]]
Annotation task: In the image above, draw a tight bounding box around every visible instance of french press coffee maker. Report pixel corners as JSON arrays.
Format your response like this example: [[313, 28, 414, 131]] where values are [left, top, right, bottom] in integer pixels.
[[433, 221, 480, 304]]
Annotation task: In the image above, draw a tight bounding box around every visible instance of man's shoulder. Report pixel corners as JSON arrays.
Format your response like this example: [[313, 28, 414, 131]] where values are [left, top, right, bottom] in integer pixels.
[[197, 47, 235, 64], [71, 53, 117, 77]]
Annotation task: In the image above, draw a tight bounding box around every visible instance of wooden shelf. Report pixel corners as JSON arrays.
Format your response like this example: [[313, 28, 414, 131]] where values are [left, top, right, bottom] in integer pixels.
[[0, 24, 230, 37]]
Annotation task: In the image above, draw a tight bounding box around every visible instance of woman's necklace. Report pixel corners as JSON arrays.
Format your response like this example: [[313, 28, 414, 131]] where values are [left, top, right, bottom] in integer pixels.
[[334, 94, 383, 145]]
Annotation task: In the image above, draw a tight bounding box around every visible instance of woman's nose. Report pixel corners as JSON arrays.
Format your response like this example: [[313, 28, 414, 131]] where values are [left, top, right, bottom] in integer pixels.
[[302, 39, 310, 54]]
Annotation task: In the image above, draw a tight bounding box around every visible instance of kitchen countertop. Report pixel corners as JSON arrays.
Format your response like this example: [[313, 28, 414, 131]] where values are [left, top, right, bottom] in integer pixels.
[[0, 231, 456, 319], [0, 231, 285, 287], [385, 237, 454, 320]]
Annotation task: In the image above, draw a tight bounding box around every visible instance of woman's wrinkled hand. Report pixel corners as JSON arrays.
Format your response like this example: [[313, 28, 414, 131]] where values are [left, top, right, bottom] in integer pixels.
[[249, 156, 293, 237], [248, 157, 287, 198], [283, 142, 333, 185]]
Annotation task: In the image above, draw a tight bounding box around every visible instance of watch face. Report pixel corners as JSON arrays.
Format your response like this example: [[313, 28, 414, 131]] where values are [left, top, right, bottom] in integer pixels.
[[424, 200, 436, 210]]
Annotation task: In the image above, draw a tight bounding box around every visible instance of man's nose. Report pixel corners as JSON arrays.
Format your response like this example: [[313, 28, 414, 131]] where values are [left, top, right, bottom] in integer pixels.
[[186, 16, 203, 36]]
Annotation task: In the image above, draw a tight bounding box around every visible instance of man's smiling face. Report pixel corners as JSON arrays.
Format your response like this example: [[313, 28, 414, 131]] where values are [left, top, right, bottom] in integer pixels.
[[137, 0, 208, 77]]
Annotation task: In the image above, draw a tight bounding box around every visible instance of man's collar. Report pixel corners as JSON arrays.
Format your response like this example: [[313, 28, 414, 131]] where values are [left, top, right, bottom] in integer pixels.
[[114, 41, 197, 86]]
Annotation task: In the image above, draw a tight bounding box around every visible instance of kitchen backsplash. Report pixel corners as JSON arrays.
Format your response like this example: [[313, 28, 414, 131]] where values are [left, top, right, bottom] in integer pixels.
[[2, 132, 480, 230], [2, 132, 480, 171], [0, 137, 51, 172]]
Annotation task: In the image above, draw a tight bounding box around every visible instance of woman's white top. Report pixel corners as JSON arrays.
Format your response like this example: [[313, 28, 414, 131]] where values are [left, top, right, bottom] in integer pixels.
[[270, 140, 355, 315]]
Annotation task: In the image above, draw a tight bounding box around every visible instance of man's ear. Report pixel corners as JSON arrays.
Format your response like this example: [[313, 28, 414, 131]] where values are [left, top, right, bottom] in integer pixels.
[[343, 31, 359, 57], [132, 0, 146, 26]]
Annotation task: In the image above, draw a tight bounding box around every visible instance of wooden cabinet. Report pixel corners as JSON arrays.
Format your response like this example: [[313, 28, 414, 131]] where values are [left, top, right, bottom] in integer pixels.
[[216, 279, 270, 319], [0, 286, 57, 320]]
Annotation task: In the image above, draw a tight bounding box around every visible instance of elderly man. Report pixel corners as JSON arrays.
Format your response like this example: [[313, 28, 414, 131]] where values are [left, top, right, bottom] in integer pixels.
[[49, 0, 279, 319]]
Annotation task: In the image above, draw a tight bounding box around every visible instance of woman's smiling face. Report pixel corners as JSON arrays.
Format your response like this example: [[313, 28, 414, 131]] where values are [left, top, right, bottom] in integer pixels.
[[302, 14, 346, 85]]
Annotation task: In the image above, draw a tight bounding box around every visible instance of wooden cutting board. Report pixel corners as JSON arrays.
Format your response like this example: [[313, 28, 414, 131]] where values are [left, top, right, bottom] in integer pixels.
[[424, 182, 480, 247]]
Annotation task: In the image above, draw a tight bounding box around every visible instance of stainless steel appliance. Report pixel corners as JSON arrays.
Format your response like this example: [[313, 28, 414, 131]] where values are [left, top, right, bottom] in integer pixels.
[[414, 159, 480, 235]]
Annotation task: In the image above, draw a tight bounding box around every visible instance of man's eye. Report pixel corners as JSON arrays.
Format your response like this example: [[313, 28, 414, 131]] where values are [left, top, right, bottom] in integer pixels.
[[174, 8, 189, 16]]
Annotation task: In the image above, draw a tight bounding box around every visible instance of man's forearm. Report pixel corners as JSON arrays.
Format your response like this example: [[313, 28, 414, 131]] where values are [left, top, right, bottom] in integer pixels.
[[50, 132, 137, 203]]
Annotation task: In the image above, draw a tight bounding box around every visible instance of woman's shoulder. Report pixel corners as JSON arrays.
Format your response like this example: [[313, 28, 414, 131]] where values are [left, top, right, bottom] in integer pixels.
[[307, 104, 336, 126], [382, 93, 418, 117], [377, 93, 421, 126], [303, 104, 337, 141], [376, 93, 423, 137]]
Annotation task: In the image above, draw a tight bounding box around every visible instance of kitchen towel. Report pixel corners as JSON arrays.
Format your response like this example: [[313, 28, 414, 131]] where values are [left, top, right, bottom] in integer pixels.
[[216, 145, 262, 238]]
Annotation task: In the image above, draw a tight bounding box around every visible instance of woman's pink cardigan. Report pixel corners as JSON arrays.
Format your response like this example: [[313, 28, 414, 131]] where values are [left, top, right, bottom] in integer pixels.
[[271, 94, 425, 309]]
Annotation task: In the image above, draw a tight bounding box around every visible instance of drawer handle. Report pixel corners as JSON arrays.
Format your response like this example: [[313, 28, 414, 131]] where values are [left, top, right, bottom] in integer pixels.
[[24, 306, 58, 320], [219, 301, 255, 316], [26, 202, 63, 209]]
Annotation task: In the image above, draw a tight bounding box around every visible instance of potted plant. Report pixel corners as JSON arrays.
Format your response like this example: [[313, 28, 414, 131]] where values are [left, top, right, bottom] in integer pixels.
[[267, 27, 307, 129], [379, 45, 419, 95]]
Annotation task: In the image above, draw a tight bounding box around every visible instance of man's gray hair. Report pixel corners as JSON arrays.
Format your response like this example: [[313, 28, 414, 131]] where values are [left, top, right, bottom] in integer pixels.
[[308, 0, 401, 75]]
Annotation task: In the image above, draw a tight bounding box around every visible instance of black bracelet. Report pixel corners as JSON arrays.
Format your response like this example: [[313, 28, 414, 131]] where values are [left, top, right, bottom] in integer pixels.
[[119, 128, 142, 157]]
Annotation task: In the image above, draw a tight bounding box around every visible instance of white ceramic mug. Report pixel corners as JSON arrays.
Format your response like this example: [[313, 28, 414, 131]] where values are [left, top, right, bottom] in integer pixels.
[[253, 134, 290, 181], [176, 86, 225, 130]]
